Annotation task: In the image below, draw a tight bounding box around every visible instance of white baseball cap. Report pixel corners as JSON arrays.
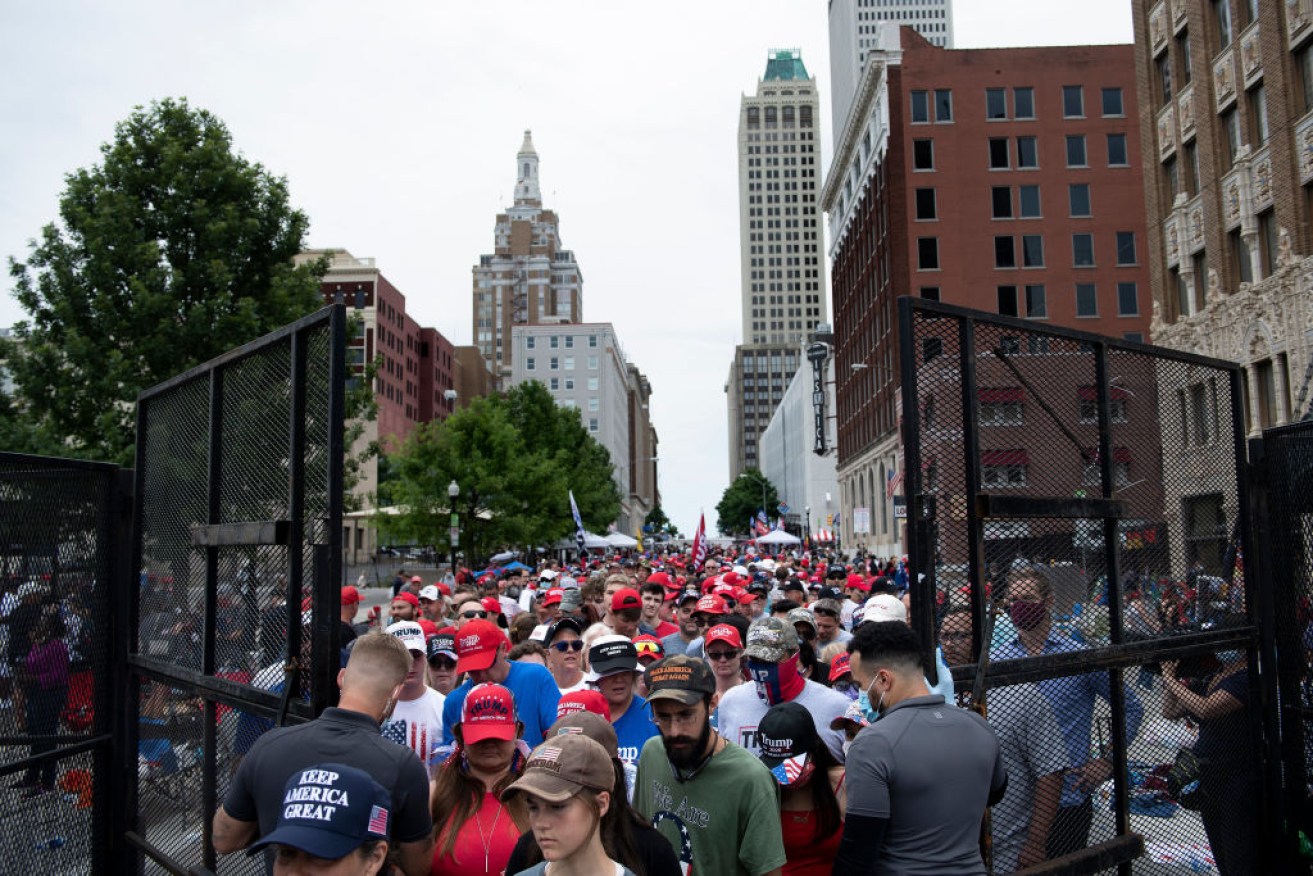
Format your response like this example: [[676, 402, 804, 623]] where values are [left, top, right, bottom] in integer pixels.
[[862, 593, 907, 624], [418, 585, 441, 602], [385, 620, 426, 654]]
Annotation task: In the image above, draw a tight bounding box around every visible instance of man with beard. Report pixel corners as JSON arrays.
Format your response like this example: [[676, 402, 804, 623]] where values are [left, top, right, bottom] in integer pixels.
[[634, 655, 785, 876]]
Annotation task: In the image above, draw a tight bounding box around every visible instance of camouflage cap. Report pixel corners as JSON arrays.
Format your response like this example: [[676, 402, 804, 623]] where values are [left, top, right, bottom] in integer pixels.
[[745, 615, 800, 662]]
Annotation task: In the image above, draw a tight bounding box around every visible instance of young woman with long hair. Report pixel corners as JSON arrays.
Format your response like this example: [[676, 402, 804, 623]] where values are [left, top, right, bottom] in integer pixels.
[[756, 701, 846, 875]]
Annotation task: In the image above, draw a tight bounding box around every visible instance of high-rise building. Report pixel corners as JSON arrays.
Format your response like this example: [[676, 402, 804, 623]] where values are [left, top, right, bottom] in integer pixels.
[[829, 0, 955, 141], [823, 30, 1152, 553], [727, 49, 828, 482], [472, 131, 583, 382], [1131, 0, 1313, 577], [506, 323, 659, 533]]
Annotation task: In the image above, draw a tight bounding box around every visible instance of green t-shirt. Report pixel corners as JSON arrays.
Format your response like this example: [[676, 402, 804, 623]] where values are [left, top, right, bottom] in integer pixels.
[[633, 735, 786, 876]]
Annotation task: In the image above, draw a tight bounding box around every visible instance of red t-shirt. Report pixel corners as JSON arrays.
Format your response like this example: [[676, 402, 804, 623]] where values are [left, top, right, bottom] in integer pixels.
[[652, 620, 679, 638], [431, 790, 520, 876]]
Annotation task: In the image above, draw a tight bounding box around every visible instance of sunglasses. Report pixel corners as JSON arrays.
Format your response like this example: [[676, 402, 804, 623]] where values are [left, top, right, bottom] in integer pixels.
[[461, 610, 488, 619], [635, 641, 663, 657], [429, 657, 457, 670], [550, 640, 585, 652], [705, 649, 741, 661], [692, 615, 714, 626]]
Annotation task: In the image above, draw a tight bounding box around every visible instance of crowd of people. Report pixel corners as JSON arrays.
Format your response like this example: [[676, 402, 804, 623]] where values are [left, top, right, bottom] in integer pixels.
[[195, 544, 1255, 874]]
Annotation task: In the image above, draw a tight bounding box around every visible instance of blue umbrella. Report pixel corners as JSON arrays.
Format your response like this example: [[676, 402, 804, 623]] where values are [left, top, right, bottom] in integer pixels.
[[499, 561, 532, 573]]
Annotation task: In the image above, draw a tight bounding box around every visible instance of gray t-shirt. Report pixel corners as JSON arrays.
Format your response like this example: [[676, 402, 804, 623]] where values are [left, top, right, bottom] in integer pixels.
[[846, 694, 1005, 875], [660, 631, 698, 657], [987, 684, 1067, 873], [716, 677, 850, 763]]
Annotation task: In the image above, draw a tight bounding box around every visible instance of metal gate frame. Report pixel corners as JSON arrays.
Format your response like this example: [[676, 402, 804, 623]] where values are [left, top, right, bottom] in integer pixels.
[[120, 304, 346, 874], [896, 297, 1280, 873]]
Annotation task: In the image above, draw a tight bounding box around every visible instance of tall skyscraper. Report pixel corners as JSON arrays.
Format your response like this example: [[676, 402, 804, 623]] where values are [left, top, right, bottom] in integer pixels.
[[726, 49, 827, 483], [472, 131, 583, 381], [829, 0, 955, 139]]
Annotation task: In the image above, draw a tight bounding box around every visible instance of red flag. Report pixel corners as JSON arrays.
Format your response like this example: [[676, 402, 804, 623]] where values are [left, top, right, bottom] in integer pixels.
[[690, 513, 707, 571]]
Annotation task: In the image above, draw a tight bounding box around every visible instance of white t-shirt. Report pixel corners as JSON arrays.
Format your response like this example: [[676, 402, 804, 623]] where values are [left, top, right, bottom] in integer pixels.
[[381, 687, 446, 774], [716, 677, 851, 763], [558, 675, 589, 695]]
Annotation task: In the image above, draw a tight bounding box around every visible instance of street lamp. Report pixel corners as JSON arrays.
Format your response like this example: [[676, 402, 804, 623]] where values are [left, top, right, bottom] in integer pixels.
[[447, 480, 460, 569], [743, 470, 770, 530]]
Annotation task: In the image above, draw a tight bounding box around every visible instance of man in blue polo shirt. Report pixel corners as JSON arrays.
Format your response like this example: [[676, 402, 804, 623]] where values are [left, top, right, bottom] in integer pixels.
[[587, 634, 659, 790], [441, 619, 560, 747]]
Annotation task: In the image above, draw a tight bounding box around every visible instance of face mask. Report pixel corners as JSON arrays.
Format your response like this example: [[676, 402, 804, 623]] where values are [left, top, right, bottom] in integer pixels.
[[1009, 599, 1047, 631], [857, 675, 885, 724], [748, 653, 805, 705]]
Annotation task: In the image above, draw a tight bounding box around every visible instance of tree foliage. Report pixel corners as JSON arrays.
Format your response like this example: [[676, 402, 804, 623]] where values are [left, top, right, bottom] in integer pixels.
[[378, 381, 621, 563], [644, 505, 679, 538], [715, 469, 780, 536], [3, 98, 324, 465]]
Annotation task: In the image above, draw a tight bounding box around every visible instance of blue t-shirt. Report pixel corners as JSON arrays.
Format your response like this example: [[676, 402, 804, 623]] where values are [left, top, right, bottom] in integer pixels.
[[441, 661, 562, 747], [612, 693, 660, 767]]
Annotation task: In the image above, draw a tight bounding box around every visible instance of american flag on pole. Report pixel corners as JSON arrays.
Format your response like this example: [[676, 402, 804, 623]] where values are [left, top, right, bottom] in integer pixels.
[[754, 510, 770, 536], [569, 490, 587, 559], [887, 468, 904, 499], [690, 513, 707, 570]]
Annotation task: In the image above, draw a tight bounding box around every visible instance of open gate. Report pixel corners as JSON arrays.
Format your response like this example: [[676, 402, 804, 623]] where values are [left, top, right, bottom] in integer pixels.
[[123, 304, 346, 873], [898, 297, 1287, 874]]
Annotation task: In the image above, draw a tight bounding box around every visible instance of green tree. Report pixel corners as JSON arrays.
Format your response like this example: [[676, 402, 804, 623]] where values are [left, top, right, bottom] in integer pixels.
[[644, 504, 680, 538], [378, 381, 620, 563], [716, 469, 779, 536], [4, 98, 324, 465]]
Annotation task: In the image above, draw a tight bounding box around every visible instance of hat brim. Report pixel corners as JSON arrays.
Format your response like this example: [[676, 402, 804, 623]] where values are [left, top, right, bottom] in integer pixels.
[[501, 769, 594, 804], [645, 688, 704, 705], [456, 647, 498, 674], [248, 824, 362, 860], [760, 750, 810, 781], [428, 649, 458, 662], [585, 662, 641, 683], [462, 720, 517, 744]]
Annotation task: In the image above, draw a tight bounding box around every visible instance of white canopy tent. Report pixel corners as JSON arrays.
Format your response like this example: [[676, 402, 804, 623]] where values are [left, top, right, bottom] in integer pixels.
[[604, 532, 639, 548], [755, 529, 802, 546]]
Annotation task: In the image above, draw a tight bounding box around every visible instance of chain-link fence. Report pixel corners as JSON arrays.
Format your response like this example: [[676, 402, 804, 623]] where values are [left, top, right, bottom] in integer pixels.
[[127, 306, 345, 874], [0, 454, 120, 874], [900, 298, 1266, 874]]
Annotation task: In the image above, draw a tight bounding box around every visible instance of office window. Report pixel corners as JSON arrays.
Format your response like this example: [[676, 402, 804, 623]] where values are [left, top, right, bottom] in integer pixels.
[[588, 418, 599, 433], [559, 398, 576, 410], [565, 377, 575, 390], [1124, 332, 1144, 343], [588, 356, 599, 369], [588, 397, 599, 411], [1158, 54, 1174, 103], [1117, 282, 1139, 316], [918, 237, 940, 270], [1107, 133, 1128, 166], [911, 90, 929, 123], [913, 139, 935, 170], [564, 336, 574, 348], [1019, 185, 1041, 217], [920, 287, 941, 301], [526, 336, 536, 349], [1073, 233, 1095, 266], [1069, 183, 1091, 217], [997, 285, 1019, 316], [526, 357, 536, 371], [1063, 85, 1084, 117], [1179, 31, 1193, 83], [1215, 0, 1232, 48], [1244, 0, 1259, 25], [1026, 284, 1047, 318], [992, 186, 1013, 219], [916, 188, 937, 220], [1076, 283, 1098, 316], [549, 356, 559, 370], [1022, 235, 1044, 268], [1221, 109, 1241, 166], [1249, 85, 1269, 145], [1014, 87, 1035, 119], [1231, 228, 1253, 284], [986, 88, 1007, 120], [1102, 87, 1124, 116], [588, 376, 599, 390], [995, 236, 1017, 269], [989, 138, 1010, 169], [1259, 209, 1277, 276], [588, 335, 598, 347], [935, 89, 953, 122], [1184, 142, 1200, 195], [1066, 135, 1087, 167], [549, 377, 559, 390], [1116, 231, 1137, 265], [563, 356, 574, 370], [1017, 136, 1038, 168], [549, 335, 559, 348], [1300, 45, 1313, 113]]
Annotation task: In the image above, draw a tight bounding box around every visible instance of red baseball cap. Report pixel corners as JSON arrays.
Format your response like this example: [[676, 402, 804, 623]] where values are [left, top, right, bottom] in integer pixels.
[[455, 620, 507, 673], [610, 588, 642, 612], [541, 588, 564, 607], [646, 571, 674, 588], [705, 624, 743, 650], [410, 575, 423, 584], [437, 582, 452, 597], [633, 634, 664, 662], [830, 652, 853, 682], [392, 592, 420, 609], [694, 594, 727, 616], [847, 574, 869, 592], [736, 588, 761, 604], [461, 683, 518, 744], [481, 596, 503, 616], [556, 689, 612, 721], [341, 585, 362, 605], [416, 619, 439, 638]]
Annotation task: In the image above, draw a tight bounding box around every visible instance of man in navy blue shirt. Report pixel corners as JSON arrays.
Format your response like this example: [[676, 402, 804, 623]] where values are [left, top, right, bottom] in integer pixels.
[[441, 619, 560, 747], [587, 634, 659, 777]]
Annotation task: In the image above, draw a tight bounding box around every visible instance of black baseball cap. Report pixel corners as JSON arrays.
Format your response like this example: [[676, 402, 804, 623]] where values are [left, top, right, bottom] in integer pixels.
[[545, 616, 586, 644], [427, 629, 457, 662], [586, 635, 640, 681], [757, 702, 818, 786]]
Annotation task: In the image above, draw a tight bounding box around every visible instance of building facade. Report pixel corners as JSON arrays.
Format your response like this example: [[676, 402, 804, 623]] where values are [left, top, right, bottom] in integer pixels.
[[1132, 0, 1313, 578], [507, 323, 658, 534], [727, 49, 828, 481], [473, 131, 584, 382], [824, 29, 1153, 554]]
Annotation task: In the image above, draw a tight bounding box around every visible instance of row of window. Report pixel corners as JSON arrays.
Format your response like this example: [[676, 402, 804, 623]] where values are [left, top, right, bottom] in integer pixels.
[[916, 232, 1138, 272], [525, 334, 598, 350], [910, 136, 1129, 173], [524, 356, 601, 371], [991, 281, 1140, 319], [910, 86, 1125, 124], [912, 183, 1101, 221]]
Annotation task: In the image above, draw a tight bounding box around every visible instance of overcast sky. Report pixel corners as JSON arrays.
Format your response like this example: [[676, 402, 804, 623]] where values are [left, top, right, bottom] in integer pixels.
[[0, 1, 1133, 536]]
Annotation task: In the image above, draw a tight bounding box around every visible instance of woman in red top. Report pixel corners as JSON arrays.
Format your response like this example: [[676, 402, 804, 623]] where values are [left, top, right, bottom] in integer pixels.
[[430, 683, 529, 876], [756, 701, 846, 876]]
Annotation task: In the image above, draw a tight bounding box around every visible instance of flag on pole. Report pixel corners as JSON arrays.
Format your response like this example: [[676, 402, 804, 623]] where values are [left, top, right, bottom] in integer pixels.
[[754, 510, 770, 537], [690, 513, 707, 570], [635, 524, 644, 552], [569, 490, 587, 559], [887, 468, 904, 499]]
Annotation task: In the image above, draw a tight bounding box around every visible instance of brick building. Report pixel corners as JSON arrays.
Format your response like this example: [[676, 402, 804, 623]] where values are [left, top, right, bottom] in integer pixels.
[[824, 28, 1153, 554]]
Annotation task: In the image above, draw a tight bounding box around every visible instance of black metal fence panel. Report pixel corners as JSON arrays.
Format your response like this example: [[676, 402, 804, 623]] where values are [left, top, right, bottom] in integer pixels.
[[0, 454, 121, 874], [126, 305, 346, 874], [898, 298, 1266, 875]]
